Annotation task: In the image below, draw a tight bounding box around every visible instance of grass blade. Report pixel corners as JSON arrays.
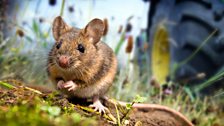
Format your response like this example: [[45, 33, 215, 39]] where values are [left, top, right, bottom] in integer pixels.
[[115, 32, 125, 55], [60, 0, 65, 16], [0, 81, 16, 89], [179, 29, 218, 66], [195, 70, 224, 92]]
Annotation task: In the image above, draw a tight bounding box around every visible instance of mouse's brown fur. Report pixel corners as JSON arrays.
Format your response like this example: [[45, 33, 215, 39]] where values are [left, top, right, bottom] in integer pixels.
[[47, 16, 117, 99]]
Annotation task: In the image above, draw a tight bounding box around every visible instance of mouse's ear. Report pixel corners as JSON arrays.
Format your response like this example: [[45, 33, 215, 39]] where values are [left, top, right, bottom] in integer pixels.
[[83, 18, 104, 44], [52, 16, 71, 41]]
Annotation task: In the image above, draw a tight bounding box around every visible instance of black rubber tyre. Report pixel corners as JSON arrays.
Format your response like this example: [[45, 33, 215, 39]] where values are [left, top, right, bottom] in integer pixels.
[[148, 0, 224, 93]]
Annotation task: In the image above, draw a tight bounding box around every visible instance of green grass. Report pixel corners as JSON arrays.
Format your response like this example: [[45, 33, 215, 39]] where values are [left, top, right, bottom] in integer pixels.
[[0, 77, 223, 126], [0, 88, 99, 126], [110, 66, 224, 126]]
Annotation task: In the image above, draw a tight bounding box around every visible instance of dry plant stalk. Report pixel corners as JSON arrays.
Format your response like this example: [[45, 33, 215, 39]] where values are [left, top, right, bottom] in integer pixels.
[[126, 35, 133, 53], [118, 25, 123, 34]]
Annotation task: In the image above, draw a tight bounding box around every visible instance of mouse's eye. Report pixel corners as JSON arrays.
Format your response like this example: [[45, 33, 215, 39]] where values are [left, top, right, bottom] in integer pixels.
[[77, 44, 85, 53], [56, 40, 62, 49]]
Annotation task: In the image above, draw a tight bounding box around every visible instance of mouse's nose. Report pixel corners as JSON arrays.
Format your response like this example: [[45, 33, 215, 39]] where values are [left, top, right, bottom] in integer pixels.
[[58, 55, 70, 68]]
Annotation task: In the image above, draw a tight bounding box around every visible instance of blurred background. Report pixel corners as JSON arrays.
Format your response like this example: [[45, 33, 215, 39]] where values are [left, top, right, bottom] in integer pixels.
[[0, 0, 151, 97], [0, 0, 224, 124], [1, 0, 149, 83]]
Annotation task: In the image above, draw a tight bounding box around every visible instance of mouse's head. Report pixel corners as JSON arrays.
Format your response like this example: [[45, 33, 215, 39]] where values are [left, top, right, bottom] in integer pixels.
[[50, 16, 104, 70]]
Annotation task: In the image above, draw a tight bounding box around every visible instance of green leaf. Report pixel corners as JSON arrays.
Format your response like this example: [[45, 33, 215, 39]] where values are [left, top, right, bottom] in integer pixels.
[[125, 103, 132, 110], [48, 106, 61, 116], [25, 36, 33, 43], [42, 41, 48, 48], [71, 113, 81, 123], [10, 48, 19, 53], [32, 20, 39, 35], [0, 81, 16, 89], [170, 62, 179, 80], [183, 87, 195, 102], [115, 32, 125, 55], [40, 106, 48, 111], [43, 32, 49, 39], [41, 106, 61, 116], [133, 95, 147, 103]]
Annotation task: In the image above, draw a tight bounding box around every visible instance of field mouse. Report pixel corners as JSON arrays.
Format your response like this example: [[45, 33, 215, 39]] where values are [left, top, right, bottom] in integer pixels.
[[47, 16, 117, 113]]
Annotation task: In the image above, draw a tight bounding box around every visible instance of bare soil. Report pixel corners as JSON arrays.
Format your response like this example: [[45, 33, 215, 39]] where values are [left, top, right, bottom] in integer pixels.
[[129, 109, 185, 126]]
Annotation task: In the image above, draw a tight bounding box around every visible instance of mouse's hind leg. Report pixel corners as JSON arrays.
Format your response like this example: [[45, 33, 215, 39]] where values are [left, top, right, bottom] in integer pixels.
[[89, 96, 108, 113]]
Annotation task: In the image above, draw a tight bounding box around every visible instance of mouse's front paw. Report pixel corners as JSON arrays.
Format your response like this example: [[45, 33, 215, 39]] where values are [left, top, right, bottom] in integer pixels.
[[57, 80, 65, 89], [57, 80, 77, 91], [63, 80, 77, 91], [89, 100, 108, 114]]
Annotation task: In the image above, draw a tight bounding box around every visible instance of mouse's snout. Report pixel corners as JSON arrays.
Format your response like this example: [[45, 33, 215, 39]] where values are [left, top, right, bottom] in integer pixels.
[[58, 55, 70, 68]]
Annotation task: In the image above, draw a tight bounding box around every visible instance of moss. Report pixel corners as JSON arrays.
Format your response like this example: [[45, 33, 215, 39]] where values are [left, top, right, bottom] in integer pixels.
[[0, 88, 101, 126]]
